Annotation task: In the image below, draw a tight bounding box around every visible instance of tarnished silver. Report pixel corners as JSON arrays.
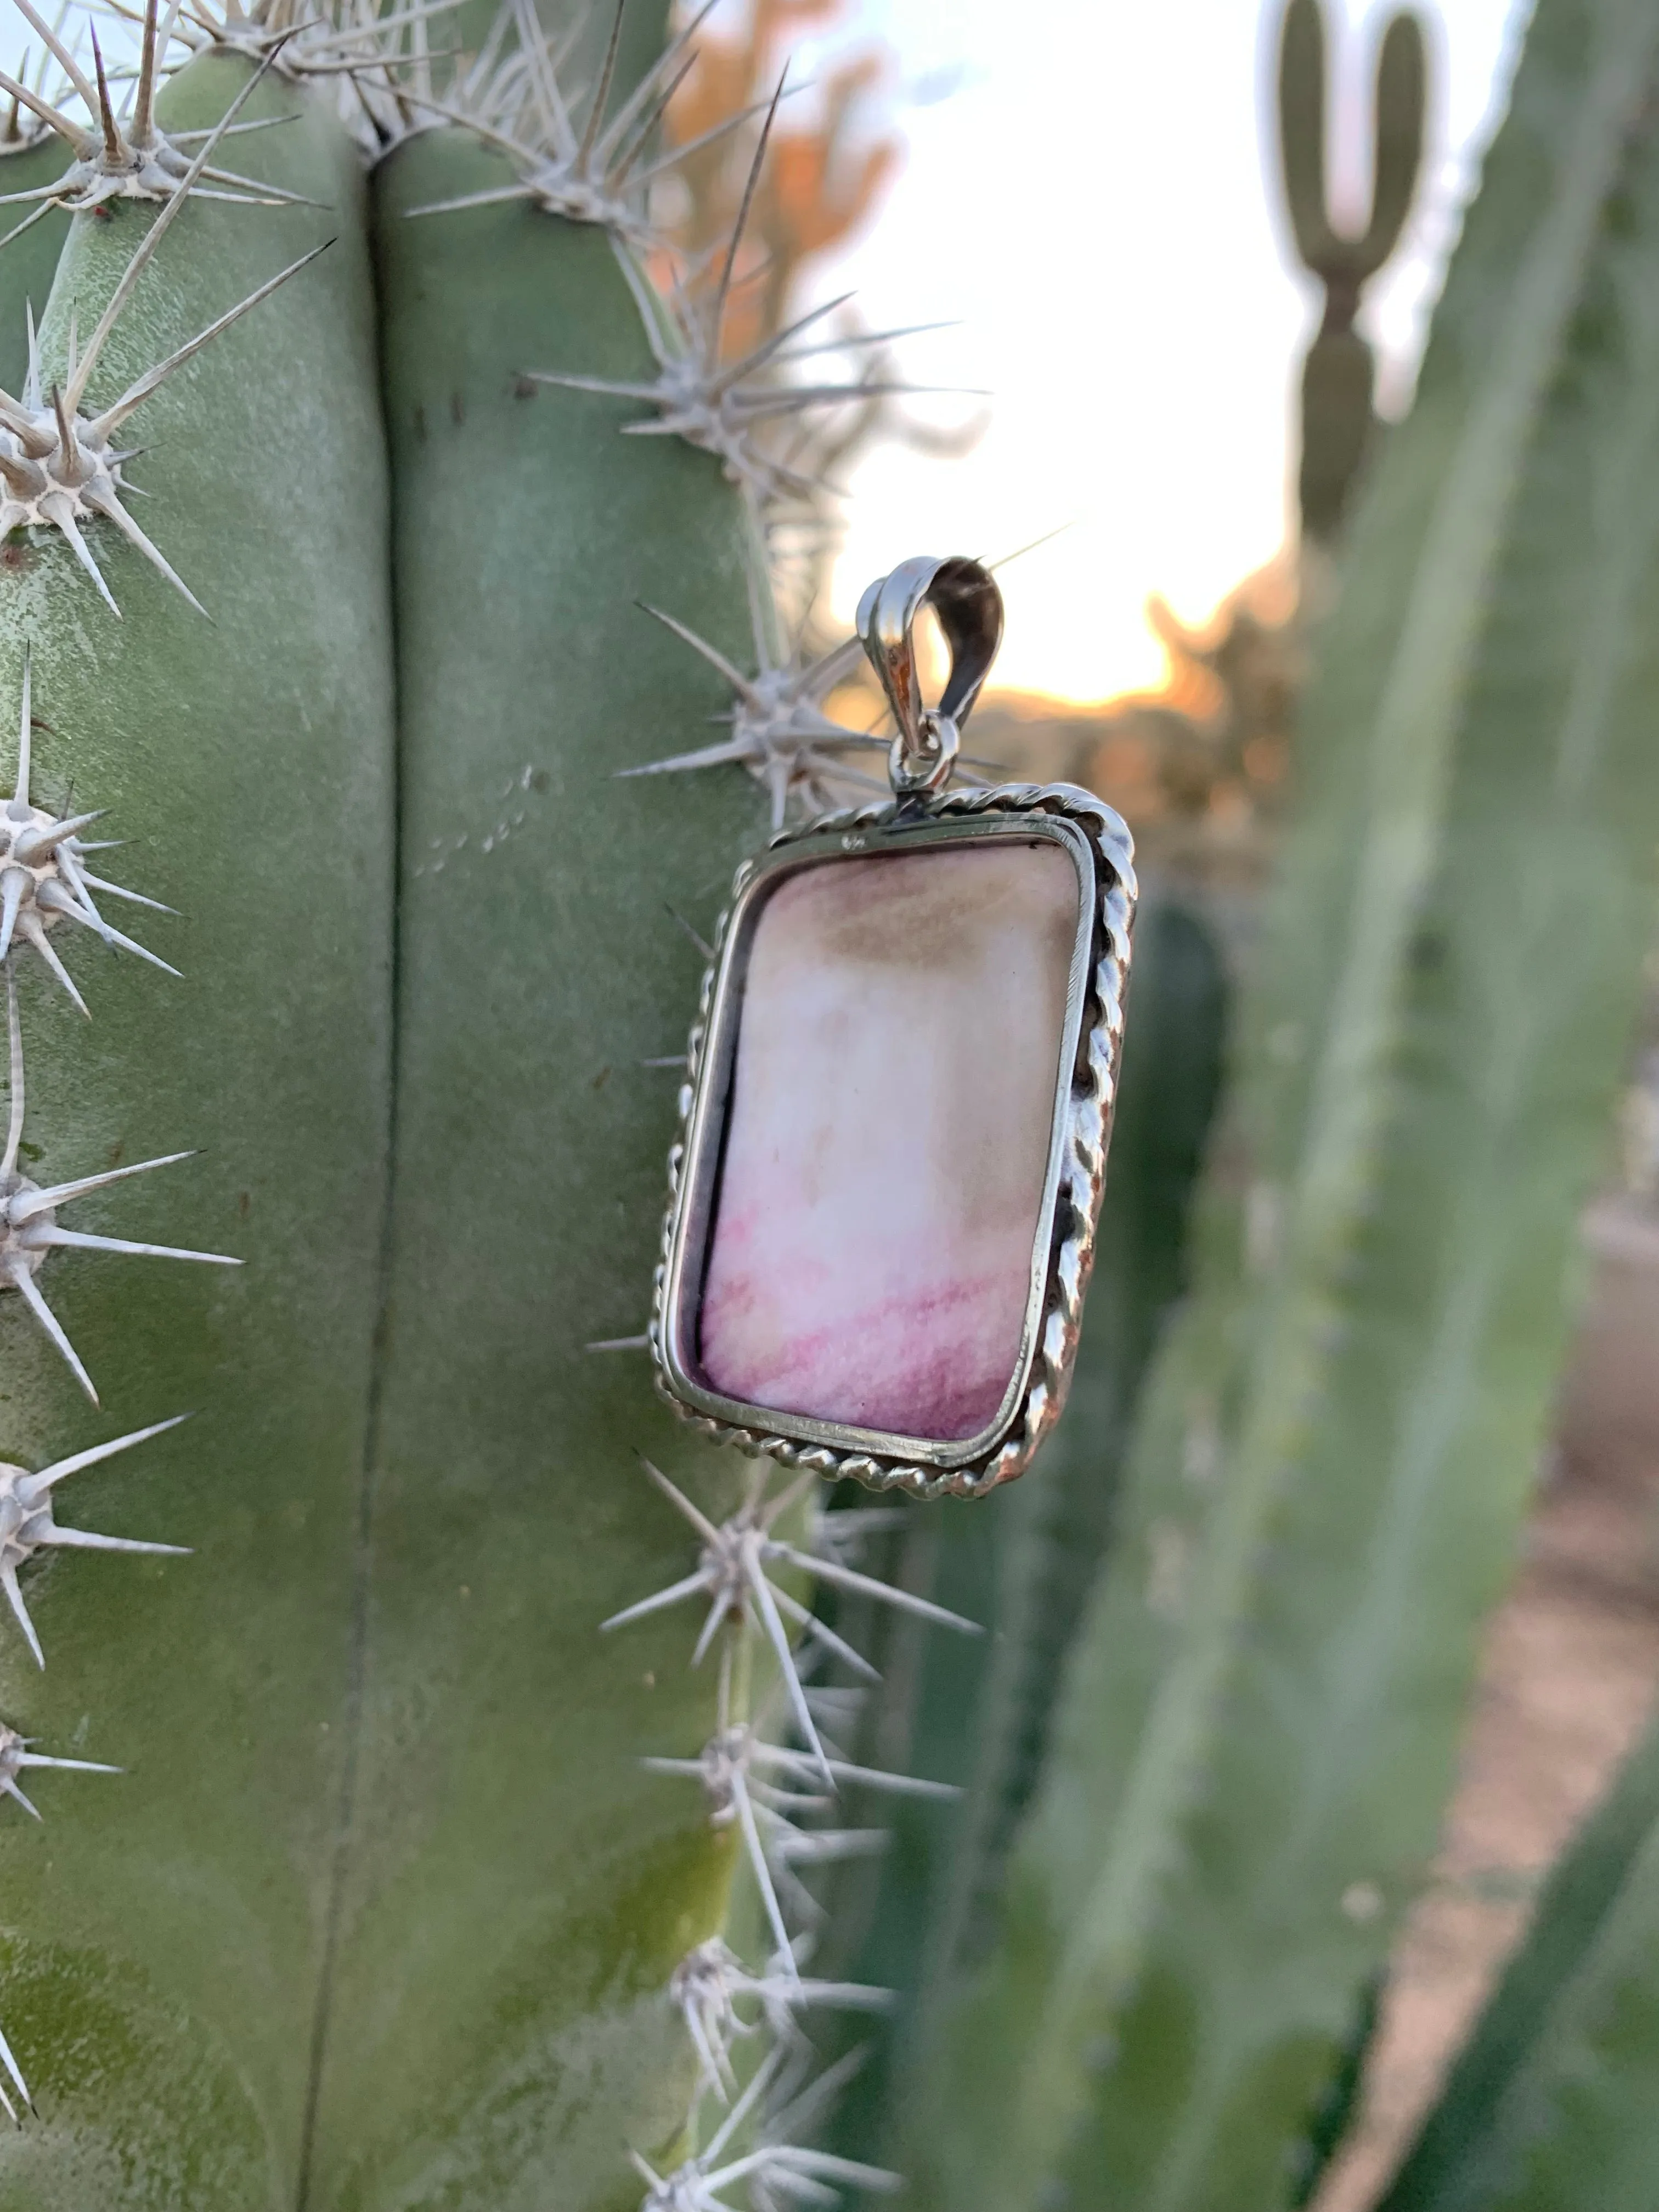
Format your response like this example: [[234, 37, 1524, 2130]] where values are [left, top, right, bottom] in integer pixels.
[[856, 554, 1003, 798], [650, 559, 1137, 1499]]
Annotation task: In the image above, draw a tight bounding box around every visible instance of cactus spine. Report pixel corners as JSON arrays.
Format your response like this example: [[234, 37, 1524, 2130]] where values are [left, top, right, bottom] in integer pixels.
[[1276, 0, 1426, 541]]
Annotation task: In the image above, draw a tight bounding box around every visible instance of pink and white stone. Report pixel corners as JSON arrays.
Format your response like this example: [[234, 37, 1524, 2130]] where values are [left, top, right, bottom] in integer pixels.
[[697, 840, 1080, 1442]]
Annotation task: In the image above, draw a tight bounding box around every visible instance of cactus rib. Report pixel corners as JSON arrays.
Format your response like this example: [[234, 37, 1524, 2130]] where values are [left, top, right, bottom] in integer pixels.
[[0, 38, 396, 2187], [308, 91, 766, 2199]]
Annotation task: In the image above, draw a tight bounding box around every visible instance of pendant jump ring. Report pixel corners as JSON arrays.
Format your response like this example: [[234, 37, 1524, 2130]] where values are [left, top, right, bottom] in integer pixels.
[[855, 555, 1005, 798]]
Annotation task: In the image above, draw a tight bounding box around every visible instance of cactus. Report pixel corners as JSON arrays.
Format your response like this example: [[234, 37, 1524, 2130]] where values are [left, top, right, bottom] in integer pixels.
[[302, 106, 798, 2196], [0, 1, 963, 2204], [0, 36, 397, 2203], [1377, 1705, 1659, 2212], [1276, 0, 1426, 541], [11, 2, 1659, 2208], [831, 0, 1659, 2203]]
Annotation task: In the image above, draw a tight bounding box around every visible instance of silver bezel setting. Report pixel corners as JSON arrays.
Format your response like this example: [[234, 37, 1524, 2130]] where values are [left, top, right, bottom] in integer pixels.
[[650, 781, 1137, 1498]]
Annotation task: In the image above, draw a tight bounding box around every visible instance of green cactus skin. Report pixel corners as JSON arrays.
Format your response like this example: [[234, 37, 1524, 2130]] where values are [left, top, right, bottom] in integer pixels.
[[0, 50, 396, 2210], [1378, 1710, 1659, 2212], [1276, 0, 1427, 539], [898, 2, 1659, 2206], [0, 133, 70, 397], [287, 122, 768, 2211]]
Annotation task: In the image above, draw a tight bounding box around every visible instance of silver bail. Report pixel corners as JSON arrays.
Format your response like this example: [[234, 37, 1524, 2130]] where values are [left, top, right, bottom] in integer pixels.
[[855, 555, 1005, 798]]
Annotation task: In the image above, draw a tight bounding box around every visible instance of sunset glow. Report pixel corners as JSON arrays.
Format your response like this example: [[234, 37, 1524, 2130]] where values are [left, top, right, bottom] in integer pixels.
[[796, 0, 1527, 704]]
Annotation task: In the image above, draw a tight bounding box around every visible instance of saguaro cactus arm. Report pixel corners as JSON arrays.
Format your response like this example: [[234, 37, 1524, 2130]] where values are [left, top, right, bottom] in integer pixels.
[[1276, 0, 1428, 538], [1277, 0, 1426, 287]]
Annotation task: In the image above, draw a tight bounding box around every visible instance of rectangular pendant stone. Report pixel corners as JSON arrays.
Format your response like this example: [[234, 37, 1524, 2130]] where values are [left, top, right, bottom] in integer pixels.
[[696, 839, 1081, 1442]]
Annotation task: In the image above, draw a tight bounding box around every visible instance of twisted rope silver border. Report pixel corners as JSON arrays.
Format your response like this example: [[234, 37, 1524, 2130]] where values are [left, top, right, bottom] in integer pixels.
[[651, 782, 1137, 1499]]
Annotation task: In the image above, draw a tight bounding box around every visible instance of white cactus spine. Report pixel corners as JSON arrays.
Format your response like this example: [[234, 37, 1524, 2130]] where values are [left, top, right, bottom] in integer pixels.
[[608, 1455, 974, 2202]]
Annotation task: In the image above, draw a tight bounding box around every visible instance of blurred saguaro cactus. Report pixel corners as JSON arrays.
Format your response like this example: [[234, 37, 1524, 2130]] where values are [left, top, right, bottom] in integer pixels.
[[1276, 0, 1429, 541]]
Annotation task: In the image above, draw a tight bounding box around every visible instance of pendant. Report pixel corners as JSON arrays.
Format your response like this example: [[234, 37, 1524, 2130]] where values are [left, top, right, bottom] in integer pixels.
[[650, 556, 1137, 1498]]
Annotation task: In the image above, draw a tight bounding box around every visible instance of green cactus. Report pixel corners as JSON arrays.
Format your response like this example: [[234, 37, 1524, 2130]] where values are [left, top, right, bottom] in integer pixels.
[[301, 114, 776, 2204], [1276, 0, 1427, 541], [0, 4, 951, 2206], [807, 0, 1659, 2203], [1378, 1706, 1659, 2212], [0, 43, 396, 2205]]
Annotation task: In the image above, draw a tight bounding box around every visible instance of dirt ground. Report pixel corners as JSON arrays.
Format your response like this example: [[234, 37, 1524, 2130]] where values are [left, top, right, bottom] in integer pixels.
[[1314, 1198, 1659, 2210]]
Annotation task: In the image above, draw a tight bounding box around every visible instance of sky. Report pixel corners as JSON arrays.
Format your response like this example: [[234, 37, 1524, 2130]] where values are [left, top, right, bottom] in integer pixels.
[[2, 0, 1530, 703], [786, 0, 1531, 702]]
